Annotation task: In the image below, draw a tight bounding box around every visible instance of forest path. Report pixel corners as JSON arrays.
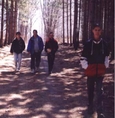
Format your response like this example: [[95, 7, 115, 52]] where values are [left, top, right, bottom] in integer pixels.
[[0, 45, 114, 118]]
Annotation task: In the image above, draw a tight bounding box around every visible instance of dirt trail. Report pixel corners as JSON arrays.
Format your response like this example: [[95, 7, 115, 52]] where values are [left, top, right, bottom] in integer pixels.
[[0, 45, 114, 118]]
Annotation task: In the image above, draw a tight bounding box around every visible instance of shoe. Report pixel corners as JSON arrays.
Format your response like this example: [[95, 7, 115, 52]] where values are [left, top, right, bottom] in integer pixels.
[[97, 107, 104, 118], [17, 68, 20, 71], [15, 68, 20, 72], [97, 112, 105, 118], [35, 67, 39, 72], [17, 69, 20, 72], [31, 69, 35, 74]]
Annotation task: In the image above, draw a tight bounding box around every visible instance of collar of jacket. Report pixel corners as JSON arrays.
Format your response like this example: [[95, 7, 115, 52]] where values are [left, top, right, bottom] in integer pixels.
[[15, 37, 22, 40], [49, 38, 54, 41], [91, 38, 104, 55], [93, 38, 102, 44], [31, 35, 39, 40]]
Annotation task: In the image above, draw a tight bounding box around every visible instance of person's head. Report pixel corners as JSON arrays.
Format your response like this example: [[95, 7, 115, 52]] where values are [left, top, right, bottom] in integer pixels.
[[49, 32, 54, 39], [33, 30, 38, 37], [16, 32, 21, 39], [92, 23, 102, 40]]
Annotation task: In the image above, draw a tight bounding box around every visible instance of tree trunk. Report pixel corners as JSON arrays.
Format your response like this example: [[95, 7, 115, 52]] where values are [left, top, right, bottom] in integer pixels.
[[8, 0, 14, 44], [82, 0, 89, 43], [4, 0, 9, 45], [66, 0, 69, 44], [73, 0, 79, 50], [63, 0, 65, 44], [14, 0, 17, 35], [70, 0, 72, 45], [11, 0, 14, 42], [0, 0, 4, 47]]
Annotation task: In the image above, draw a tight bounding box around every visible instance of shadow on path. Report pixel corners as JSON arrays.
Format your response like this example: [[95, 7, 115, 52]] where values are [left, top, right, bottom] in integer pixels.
[[0, 45, 114, 118]]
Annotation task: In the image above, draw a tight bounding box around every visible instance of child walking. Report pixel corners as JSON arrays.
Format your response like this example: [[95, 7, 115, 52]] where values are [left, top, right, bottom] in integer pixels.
[[10, 32, 25, 71]]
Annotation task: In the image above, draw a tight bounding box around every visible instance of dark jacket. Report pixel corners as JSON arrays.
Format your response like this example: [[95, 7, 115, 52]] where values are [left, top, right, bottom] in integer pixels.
[[27, 35, 44, 54], [45, 38, 58, 54], [82, 38, 110, 64], [10, 38, 25, 54]]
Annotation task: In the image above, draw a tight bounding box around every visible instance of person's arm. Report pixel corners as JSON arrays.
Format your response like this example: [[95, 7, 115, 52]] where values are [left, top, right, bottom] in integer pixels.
[[40, 37, 44, 51], [55, 41, 59, 52], [45, 41, 51, 53], [27, 39, 31, 53], [80, 42, 89, 69], [52, 41, 58, 53], [22, 39, 25, 51], [45, 41, 48, 52], [10, 41, 14, 54]]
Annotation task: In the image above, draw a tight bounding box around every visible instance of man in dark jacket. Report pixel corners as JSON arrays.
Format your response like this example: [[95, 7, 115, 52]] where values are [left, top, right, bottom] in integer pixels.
[[45, 32, 58, 74], [80, 24, 110, 118], [27, 30, 44, 73], [10, 32, 25, 71]]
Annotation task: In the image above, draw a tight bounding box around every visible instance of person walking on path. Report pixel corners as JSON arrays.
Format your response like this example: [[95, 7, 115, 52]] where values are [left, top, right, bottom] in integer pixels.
[[80, 23, 110, 118], [10, 32, 25, 72], [27, 30, 44, 73], [45, 32, 58, 75]]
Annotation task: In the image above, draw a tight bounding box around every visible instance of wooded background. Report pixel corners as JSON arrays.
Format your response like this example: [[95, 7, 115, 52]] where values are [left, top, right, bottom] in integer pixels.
[[0, 0, 114, 51]]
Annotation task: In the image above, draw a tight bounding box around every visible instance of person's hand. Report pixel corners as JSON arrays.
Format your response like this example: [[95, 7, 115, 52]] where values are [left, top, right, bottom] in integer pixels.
[[47, 49, 51, 53]]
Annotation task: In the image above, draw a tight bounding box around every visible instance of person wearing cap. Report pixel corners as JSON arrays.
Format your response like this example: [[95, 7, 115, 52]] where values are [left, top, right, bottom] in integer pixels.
[[10, 32, 25, 71], [27, 30, 44, 73], [45, 32, 58, 75], [80, 23, 110, 117]]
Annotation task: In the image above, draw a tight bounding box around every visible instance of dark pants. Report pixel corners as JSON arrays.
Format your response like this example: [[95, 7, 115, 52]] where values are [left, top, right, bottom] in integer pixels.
[[31, 52, 41, 69], [47, 53, 55, 73], [87, 76, 103, 112]]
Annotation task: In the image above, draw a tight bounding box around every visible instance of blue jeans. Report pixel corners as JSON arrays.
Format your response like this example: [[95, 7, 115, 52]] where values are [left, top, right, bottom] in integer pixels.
[[87, 76, 103, 112], [13, 52, 22, 70]]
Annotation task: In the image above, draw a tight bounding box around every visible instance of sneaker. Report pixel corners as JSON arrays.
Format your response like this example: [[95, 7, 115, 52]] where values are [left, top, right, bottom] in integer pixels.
[[97, 107, 104, 118], [15, 68, 19, 72], [97, 112, 105, 118], [31, 69, 35, 74], [17, 68, 20, 72], [35, 67, 39, 72]]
